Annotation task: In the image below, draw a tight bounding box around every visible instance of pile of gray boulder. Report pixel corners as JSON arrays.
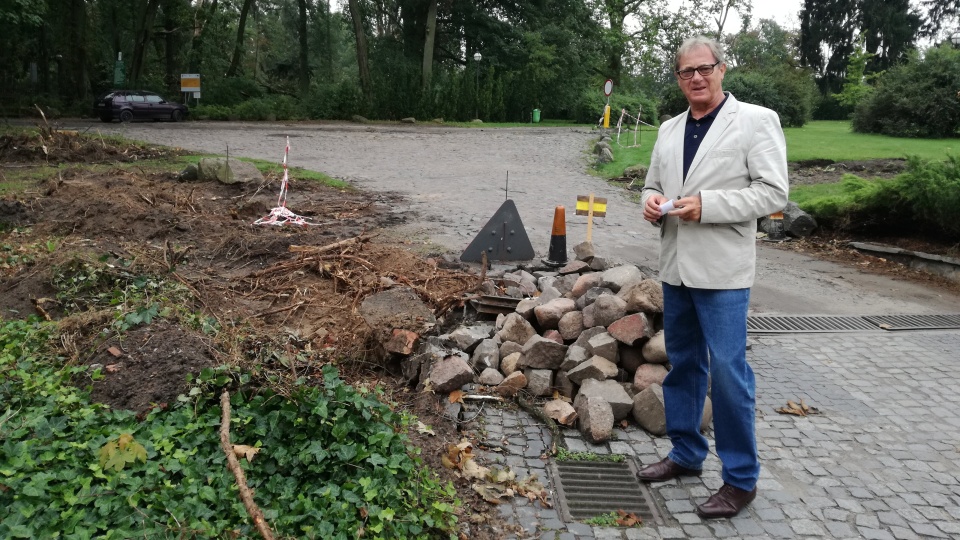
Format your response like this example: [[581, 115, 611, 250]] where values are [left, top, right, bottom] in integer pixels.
[[397, 243, 713, 444]]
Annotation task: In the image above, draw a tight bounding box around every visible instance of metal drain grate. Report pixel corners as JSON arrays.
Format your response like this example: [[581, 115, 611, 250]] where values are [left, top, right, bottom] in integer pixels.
[[747, 315, 879, 333], [549, 459, 663, 524], [862, 314, 960, 331]]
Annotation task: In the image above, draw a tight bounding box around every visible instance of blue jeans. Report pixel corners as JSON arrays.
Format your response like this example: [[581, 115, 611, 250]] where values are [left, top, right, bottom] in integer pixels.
[[661, 283, 758, 491]]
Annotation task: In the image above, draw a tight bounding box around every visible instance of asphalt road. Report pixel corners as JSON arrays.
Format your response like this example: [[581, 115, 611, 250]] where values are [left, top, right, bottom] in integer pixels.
[[53, 119, 960, 316]]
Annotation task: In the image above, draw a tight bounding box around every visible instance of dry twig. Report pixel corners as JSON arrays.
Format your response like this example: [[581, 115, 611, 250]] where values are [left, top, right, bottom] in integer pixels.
[[219, 391, 275, 540]]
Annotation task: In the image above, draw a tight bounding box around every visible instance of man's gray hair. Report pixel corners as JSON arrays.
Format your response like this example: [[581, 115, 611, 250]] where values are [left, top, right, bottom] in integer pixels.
[[675, 36, 726, 70]]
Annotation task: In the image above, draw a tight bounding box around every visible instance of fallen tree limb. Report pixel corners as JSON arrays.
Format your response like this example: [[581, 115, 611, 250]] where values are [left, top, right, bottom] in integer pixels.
[[288, 233, 372, 254], [219, 391, 275, 540]]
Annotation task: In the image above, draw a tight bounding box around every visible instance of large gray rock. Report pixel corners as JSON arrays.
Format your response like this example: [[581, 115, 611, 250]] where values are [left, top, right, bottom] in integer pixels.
[[559, 345, 590, 371], [524, 369, 554, 396], [429, 355, 474, 394], [520, 335, 568, 369], [591, 294, 628, 327], [544, 399, 578, 426], [197, 157, 264, 185], [567, 355, 618, 385], [514, 297, 540, 320], [575, 287, 614, 311], [573, 241, 596, 261], [607, 313, 653, 346], [784, 200, 818, 238], [534, 298, 577, 330], [600, 265, 644, 293], [573, 326, 608, 355], [496, 371, 527, 397], [633, 383, 712, 435], [632, 363, 669, 393], [587, 332, 619, 363], [576, 395, 614, 443], [478, 368, 505, 386], [447, 324, 494, 352], [497, 313, 537, 344], [471, 339, 500, 370], [558, 310, 585, 341], [577, 379, 633, 421], [500, 352, 521, 375], [618, 279, 664, 314], [642, 331, 668, 364], [571, 272, 603, 298]]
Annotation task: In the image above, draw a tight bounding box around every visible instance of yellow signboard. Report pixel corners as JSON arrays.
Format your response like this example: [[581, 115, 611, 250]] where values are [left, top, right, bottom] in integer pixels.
[[576, 195, 607, 217], [180, 74, 201, 92]]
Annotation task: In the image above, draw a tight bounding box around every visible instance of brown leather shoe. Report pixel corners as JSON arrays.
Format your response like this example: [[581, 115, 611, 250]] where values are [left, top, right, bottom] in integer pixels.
[[635, 457, 702, 482], [696, 484, 757, 519]]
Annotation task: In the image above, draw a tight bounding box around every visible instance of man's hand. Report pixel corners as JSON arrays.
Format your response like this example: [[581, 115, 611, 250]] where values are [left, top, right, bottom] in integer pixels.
[[644, 193, 702, 223], [672, 194, 702, 222], [643, 194, 667, 223]]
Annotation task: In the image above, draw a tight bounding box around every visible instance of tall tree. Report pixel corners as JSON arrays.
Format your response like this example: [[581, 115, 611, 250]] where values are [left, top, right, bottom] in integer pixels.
[[799, 0, 858, 92], [347, 0, 372, 106], [297, 0, 310, 93], [860, 0, 921, 72], [421, 0, 438, 90], [226, 0, 255, 77], [695, 0, 753, 38], [130, 0, 161, 85]]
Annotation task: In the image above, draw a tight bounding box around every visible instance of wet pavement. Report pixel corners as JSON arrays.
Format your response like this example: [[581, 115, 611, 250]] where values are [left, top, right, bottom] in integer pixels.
[[465, 329, 960, 539]]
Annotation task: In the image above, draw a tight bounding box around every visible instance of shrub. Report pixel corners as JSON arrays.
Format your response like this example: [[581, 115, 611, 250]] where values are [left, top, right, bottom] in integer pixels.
[[203, 77, 264, 108], [852, 45, 960, 138], [573, 87, 658, 126], [192, 104, 232, 121], [724, 67, 817, 127], [794, 156, 960, 242]]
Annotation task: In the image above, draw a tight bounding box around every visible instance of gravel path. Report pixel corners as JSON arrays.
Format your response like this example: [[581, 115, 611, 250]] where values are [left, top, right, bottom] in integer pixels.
[[67, 119, 960, 316]]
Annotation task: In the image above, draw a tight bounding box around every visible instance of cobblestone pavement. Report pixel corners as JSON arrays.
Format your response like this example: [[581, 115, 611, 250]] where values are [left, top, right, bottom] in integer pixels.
[[464, 329, 960, 539]]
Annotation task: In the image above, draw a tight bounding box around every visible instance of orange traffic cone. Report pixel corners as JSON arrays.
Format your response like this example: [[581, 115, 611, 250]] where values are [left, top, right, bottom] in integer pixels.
[[543, 206, 568, 267]]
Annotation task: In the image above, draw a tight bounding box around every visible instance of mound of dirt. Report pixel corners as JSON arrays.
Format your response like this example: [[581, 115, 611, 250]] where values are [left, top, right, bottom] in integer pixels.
[[0, 129, 514, 539]]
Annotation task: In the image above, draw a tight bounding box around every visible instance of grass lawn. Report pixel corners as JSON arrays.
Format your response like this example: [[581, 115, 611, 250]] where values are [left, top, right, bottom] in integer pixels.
[[593, 120, 960, 178]]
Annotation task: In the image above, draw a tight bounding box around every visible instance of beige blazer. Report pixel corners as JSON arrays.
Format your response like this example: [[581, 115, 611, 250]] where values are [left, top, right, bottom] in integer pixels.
[[641, 93, 789, 289]]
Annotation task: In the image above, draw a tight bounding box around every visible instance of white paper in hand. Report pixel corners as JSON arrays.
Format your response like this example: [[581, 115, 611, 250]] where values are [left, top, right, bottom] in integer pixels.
[[659, 199, 676, 215]]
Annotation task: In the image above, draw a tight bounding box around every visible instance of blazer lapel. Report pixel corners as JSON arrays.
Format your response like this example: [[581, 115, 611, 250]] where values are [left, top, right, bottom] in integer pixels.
[[685, 95, 738, 184]]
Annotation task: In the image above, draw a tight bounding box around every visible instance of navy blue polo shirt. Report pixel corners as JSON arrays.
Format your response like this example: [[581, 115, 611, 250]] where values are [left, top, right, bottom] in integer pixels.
[[683, 94, 729, 181]]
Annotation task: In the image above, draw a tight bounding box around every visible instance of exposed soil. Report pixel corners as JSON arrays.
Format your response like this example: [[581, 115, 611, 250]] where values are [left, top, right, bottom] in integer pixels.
[[0, 128, 507, 538]]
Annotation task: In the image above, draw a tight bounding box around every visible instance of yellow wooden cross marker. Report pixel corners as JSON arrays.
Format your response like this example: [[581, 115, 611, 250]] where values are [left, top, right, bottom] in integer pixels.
[[575, 194, 607, 242]]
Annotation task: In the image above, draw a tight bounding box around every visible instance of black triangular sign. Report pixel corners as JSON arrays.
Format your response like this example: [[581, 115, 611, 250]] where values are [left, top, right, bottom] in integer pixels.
[[460, 199, 535, 262]]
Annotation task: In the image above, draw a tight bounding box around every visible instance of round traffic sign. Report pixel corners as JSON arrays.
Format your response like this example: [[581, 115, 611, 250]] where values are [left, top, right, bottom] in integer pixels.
[[603, 79, 613, 96]]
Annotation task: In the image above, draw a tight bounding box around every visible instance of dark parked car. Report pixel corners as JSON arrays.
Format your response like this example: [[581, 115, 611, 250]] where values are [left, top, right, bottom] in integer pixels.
[[93, 90, 188, 123]]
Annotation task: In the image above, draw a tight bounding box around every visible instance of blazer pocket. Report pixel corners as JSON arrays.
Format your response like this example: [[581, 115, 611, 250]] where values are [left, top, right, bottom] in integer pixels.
[[709, 148, 739, 159], [727, 221, 752, 237]]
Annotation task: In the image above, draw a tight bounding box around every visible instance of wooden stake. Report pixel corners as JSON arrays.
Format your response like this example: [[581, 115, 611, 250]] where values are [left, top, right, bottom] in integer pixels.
[[586, 193, 595, 242], [219, 391, 275, 540]]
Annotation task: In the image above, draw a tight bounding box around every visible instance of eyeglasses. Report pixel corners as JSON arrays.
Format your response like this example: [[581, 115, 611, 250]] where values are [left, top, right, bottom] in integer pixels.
[[675, 61, 721, 80]]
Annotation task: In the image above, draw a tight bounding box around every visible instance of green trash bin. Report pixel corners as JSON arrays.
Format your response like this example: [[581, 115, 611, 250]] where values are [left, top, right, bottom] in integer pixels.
[[532, 108, 541, 123]]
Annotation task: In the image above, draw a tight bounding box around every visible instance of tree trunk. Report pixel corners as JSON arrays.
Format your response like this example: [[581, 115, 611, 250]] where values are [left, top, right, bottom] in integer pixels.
[[421, 0, 438, 91], [189, 0, 219, 74], [226, 0, 255, 77], [131, 0, 161, 86], [63, 0, 89, 101], [347, 0, 372, 107], [297, 0, 310, 94]]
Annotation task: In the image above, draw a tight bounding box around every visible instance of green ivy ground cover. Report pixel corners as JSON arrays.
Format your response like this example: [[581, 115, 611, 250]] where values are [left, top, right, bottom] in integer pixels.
[[0, 318, 458, 539]]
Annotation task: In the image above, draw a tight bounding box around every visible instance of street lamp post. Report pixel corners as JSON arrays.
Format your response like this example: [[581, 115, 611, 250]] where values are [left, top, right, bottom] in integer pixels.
[[473, 51, 482, 120]]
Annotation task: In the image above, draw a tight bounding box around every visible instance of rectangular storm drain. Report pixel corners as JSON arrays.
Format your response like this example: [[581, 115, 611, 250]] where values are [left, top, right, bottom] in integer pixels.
[[549, 459, 663, 525], [863, 314, 960, 331], [748, 315, 879, 333]]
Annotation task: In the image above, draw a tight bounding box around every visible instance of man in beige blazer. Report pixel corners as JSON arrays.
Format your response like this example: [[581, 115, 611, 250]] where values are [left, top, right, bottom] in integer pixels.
[[636, 36, 789, 519]]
